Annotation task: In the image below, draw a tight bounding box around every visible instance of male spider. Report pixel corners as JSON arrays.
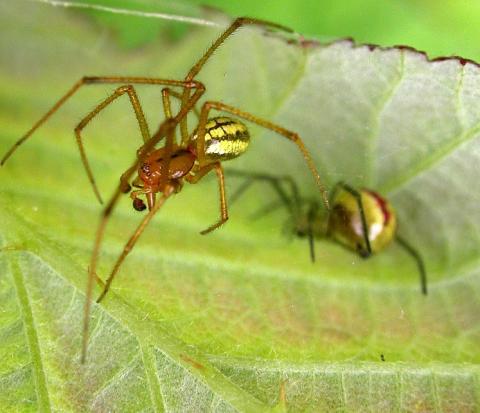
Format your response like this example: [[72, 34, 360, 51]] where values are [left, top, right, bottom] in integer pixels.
[[228, 170, 427, 295], [1, 18, 329, 361]]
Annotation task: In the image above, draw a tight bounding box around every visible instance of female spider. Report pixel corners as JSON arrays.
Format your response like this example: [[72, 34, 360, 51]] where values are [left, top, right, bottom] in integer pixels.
[[228, 170, 427, 295], [1, 17, 330, 361]]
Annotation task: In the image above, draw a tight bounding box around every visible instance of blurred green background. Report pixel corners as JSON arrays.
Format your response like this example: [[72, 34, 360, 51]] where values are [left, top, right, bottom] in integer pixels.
[[80, 0, 480, 61]]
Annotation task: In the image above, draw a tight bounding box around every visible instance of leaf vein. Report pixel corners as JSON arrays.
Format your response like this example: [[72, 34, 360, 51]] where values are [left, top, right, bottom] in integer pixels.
[[91, 354, 141, 405], [431, 371, 441, 412], [10, 256, 52, 412], [454, 63, 467, 131], [140, 343, 165, 413], [383, 124, 480, 193], [367, 50, 406, 187]]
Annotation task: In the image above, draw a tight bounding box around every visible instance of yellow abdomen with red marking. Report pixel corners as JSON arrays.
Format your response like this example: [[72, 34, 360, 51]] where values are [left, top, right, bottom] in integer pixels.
[[328, 188, 397, 255]]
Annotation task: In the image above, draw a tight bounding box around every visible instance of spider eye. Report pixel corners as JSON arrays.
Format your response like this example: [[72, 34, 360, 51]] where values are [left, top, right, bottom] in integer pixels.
[[133, 198, 146, 211]]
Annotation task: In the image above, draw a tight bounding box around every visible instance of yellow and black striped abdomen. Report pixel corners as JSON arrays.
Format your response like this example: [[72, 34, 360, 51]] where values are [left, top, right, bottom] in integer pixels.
[[194, 117, 250, 162]]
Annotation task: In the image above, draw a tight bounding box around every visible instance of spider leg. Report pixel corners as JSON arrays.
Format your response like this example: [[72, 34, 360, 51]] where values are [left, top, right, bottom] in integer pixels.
[[155, 88, 179, 192], [162, 87, 199, 146], [81, 117, 180, 363], [333, 182, 372, 257], [227, 170, 299, 215], [328, 181, 342, 205], [1, 76, 205, 166], [227, 171, 290, 218], [180, 17, 293, 145], [283, 175, 302, 217], [119, 165, 137, 194], [195, 101, 330, 210], [307, 219, 316, 262], [186, 162, 228, 234], [249, 199, 288, 220], [206, 163, 228, 234], [228, 173, 257, 206], [74, 85, 150, 204], [395, 236, 428, 295], [306, 201, 319, 263], [226, 170, 320, 261], [162, 88, 201, 119], [186, 17, 292, 82], [95, 189, 173, 304]]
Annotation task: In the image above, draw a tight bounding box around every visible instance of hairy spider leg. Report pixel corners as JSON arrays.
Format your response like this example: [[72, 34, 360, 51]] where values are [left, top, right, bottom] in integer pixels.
[[330, 182, 372, 257], [195, 100, 330, 209], [1, 76, 205, 202], [162, 88, 175, 119], [81, 118, 179, 363], [396, 236, 428, 295], [95, 188, 172, 302], [162, 87, 201, 118], [74, 85, 149, 203], [180, 17, 293, 145], [187, 162, 227, 234]]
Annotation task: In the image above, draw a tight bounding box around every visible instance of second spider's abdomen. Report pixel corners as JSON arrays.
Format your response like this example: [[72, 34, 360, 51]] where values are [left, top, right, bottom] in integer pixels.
[[328, 188, 397, 255], [193, 117, 250, 162]]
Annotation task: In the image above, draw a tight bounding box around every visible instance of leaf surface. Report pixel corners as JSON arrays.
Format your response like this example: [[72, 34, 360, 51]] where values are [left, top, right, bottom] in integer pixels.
[[0, 1, 479, 411]]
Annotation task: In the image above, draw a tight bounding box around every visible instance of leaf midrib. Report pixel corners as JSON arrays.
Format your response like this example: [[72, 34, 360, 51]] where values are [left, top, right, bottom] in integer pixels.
[[383, 120, 480, 193], [10, 258, 52, 412]]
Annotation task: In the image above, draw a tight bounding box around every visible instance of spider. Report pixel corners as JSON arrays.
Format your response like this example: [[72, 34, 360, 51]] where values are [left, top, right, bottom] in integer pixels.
[[227, 170, 427, 295], [1, 17, 330, 362]]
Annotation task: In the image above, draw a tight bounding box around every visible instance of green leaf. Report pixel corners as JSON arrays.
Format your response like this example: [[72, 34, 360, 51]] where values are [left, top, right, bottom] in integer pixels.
[[1, 1, 479, 411]]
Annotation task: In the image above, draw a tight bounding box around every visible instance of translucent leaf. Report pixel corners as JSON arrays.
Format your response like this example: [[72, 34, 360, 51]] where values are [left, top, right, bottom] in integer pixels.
[[0, 1, 479, 411]]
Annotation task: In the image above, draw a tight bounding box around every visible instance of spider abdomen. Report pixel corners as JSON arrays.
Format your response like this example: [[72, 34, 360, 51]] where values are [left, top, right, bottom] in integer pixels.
[[193, 117, 250, 162], [328, 188, 397, 255]]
